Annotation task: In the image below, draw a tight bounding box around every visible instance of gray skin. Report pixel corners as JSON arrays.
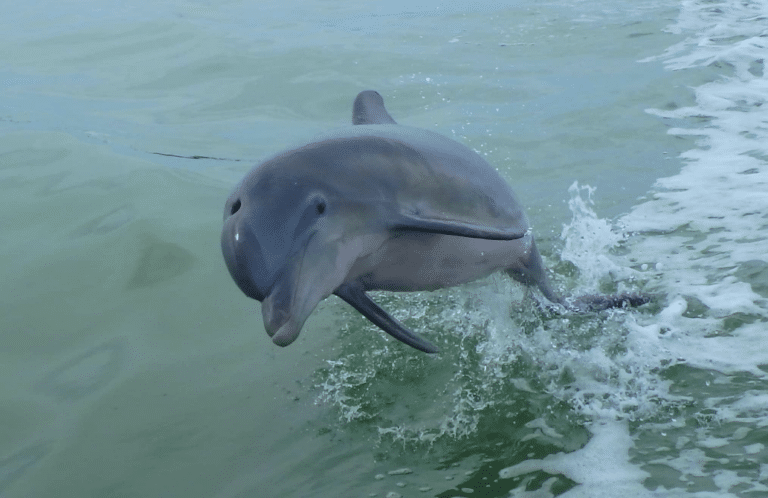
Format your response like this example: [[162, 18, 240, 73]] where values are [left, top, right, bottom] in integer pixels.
[[221, 90, 646, 353]]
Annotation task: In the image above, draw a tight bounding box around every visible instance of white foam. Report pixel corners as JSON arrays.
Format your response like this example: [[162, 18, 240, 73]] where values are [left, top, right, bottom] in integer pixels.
[[597, 2, 768, 494], [502, 3, 768, 495], [621, 0, 768, 376], [500, 420, 652, 497]]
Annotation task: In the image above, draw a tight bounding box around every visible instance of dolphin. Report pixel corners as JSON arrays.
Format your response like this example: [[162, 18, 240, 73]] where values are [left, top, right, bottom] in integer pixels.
[[221, 90, 647, 353]]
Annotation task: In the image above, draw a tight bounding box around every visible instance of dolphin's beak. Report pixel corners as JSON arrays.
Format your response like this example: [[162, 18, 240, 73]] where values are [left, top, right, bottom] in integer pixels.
[[261, 268, 309, 347], [262, 297, 302, 346], [260, 234, 343, 347]]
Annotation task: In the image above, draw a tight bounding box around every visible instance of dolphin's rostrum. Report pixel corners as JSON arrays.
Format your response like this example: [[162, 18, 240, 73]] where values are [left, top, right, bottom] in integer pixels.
[[221, 90, 647, 353]]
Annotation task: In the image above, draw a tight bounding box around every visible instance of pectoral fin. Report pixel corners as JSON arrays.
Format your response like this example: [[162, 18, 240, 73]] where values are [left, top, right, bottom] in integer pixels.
[[393, 213, 527, 241], [334, 283, 439, 353]]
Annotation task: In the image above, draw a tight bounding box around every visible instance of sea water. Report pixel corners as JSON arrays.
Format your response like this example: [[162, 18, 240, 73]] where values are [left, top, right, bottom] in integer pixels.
[[1, 0, 767, 496]]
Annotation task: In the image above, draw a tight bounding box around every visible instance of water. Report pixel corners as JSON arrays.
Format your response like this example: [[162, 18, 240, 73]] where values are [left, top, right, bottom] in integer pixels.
[[1, 0, 767, 496]]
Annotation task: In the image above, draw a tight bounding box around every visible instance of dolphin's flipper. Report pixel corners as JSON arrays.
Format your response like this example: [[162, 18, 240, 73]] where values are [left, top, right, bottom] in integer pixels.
[[335, 283, 439, 353], [353, 90, 398, 125], [393, 213, 527, 241]]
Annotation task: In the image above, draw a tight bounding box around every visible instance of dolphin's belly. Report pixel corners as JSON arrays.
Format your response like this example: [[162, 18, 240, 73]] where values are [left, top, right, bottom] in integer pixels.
[[350, 232, 534, 292]]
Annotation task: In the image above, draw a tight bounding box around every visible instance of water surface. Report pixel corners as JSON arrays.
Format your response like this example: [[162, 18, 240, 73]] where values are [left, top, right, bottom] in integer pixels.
[[2, 0, 767, 497]]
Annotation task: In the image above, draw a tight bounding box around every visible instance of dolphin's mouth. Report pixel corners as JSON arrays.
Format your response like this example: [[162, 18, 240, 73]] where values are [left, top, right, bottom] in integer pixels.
[[262, 296, 289, 338], [260, 232, 315, 346], [261, 280, 300, 345], [262, 296, 304, 347], [270, 319, 303, 347]]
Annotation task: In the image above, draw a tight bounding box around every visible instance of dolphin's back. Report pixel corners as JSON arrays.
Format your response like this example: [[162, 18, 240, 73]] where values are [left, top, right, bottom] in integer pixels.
[[301, 124, 529, 236]]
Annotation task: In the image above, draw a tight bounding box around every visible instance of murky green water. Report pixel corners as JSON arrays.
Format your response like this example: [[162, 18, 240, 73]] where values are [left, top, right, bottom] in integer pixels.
[[3, 1, 768, 497]]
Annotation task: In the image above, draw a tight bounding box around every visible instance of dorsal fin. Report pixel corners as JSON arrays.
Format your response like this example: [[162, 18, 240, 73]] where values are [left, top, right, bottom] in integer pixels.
[[352, 90, 397, 125]]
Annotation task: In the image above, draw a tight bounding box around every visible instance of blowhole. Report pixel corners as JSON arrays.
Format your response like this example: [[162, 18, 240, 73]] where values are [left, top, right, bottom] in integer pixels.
[[316, 201, 326, 215]]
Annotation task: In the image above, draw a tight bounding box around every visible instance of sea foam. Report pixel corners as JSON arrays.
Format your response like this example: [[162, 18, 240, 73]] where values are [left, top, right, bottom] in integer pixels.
[[622, 0, 768, 375]]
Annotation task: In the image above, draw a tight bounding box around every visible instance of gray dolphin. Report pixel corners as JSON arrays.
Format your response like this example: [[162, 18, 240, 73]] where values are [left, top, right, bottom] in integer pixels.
[[221, 90, 647, 353]]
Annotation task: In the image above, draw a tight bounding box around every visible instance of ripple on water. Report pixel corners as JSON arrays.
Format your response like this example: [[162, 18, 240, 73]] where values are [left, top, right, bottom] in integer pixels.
[[0, 441, 53, 494], [71, 204, 135, 237], [35, 340, 124, 402]]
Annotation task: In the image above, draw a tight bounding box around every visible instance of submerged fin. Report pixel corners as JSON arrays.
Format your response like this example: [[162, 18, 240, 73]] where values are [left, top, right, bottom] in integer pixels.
[[393, 213, 527, 241], [567, 292, 651, 312], [334, 283, 438, 353], [531, 291, 651, 315], [352, 90, 398, 125]]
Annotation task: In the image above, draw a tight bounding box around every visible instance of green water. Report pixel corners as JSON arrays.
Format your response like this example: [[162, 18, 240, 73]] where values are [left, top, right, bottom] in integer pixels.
[[7, 1, 766, 497]]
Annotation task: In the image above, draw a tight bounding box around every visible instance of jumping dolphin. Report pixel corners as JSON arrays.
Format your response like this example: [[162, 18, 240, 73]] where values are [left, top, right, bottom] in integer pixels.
[[221, 90, 647, 353]]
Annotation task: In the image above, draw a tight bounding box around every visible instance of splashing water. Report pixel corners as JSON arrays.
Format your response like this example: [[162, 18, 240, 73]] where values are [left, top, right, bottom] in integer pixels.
[[560, 182, 625, 292], [313, 183, 664, 456]]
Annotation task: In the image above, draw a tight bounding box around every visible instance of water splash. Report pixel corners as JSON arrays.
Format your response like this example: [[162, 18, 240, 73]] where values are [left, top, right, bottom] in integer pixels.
[[560, 182, 625, 292], [314, 196, 665, 449]]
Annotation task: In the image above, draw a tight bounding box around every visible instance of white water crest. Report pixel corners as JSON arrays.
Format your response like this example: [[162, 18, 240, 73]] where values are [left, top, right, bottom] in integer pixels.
[[624, 0, 768, 376]]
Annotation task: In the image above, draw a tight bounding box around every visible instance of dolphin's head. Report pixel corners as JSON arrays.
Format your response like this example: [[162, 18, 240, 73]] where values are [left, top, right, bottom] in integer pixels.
[[221, 152, 370, 347]]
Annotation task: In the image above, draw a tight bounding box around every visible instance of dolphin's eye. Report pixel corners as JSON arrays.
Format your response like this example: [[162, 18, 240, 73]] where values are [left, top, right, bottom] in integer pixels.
[[230, 199, 241, 215], [316, 201, 326, 215]]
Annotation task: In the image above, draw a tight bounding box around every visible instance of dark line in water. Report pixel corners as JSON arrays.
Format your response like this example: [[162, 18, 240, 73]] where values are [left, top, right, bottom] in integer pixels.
[[151, 152, 244, 161]]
